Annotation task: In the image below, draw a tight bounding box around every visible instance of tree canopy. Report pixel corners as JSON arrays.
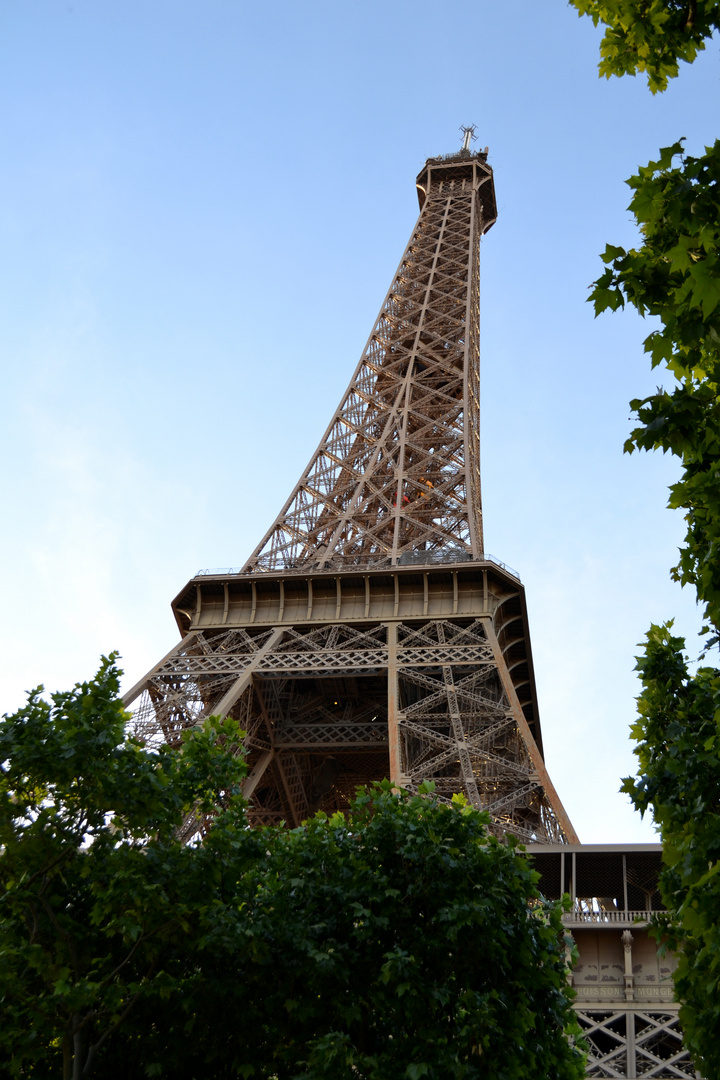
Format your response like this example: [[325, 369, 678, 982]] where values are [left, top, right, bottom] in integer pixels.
[[590, 137, 720, 646], [572, 1, 720, 1074], [0, 658, 584, 1079], [0, 654, 255, 1079], [621, 622, 720, 1071], [570, 0, 720, 91]]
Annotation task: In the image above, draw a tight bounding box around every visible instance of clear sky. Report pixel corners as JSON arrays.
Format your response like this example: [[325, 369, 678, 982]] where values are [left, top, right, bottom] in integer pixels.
[[1, 1, 718, 842]]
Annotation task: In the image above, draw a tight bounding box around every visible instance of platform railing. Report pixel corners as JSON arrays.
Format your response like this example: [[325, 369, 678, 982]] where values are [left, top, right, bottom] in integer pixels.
[[562, 909, 654, 926], [195, 552, 520, 580]]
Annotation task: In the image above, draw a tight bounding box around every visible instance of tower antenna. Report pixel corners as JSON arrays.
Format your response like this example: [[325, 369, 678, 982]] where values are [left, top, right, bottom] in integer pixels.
[[460, 123, 477, 151]]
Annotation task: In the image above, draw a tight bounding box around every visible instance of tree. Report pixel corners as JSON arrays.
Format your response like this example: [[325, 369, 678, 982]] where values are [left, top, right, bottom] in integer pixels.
[[0, 660, 584, 1079], [621, 623, 720, 1073], [0, 655, 256, 1079], [590, 136, 720, 645], [570, 1, 720, 1073], [188, 782, 585, 1080]]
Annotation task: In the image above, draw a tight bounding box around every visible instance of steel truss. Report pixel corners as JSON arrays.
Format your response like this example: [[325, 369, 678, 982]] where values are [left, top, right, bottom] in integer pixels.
[[124, 615, 573, 841], [577, 1010, 697, 1078], [125, 143, 577, 844], [242, 148, 495, 574]]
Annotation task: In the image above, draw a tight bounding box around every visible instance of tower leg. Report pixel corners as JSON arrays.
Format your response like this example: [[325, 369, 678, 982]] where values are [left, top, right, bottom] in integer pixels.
[[387, 621, 402, 786]]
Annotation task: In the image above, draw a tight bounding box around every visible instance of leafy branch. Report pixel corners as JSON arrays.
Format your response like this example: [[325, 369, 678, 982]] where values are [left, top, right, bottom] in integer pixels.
[[589, 139, 720, 642], [570, 0, 720, 92]]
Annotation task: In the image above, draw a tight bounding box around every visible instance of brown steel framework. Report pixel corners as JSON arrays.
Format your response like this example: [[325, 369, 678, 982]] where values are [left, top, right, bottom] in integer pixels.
[[534, 846, 698, 1078], [124, 138, 578, 845], [243, 148, 489, 574]]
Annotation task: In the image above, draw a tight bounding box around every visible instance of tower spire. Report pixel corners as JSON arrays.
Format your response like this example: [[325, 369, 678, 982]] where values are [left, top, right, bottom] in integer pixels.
[[243, 142, 497, 574]]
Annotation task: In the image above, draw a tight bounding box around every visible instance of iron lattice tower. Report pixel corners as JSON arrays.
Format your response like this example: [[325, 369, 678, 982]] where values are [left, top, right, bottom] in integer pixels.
[[124, 138, 577, 845]]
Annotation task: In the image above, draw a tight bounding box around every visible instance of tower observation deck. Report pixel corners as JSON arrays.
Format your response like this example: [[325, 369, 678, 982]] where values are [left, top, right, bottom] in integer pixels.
[[123, 138, 578, 845]]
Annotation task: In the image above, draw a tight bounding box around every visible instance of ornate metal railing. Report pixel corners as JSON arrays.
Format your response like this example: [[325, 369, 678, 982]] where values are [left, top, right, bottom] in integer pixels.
[[425, 149, 487, 165], [563, 909, 654, 926], [195, 552, 520, 580]]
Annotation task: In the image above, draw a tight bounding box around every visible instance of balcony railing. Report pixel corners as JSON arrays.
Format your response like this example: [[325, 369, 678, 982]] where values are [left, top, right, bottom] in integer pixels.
[[195, 552, 520, 580], [562, 909, 654, 926]]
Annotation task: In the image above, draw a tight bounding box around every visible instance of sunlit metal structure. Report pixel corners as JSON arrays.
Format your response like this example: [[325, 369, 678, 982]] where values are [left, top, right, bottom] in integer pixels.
[[535, 846, 697, 1079], [122, 134, 697, 1076], [123, 134, 576, 844]]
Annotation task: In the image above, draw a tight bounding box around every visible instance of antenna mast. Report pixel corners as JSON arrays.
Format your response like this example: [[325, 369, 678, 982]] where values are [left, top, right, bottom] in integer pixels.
[[460, 123, 477, 151]]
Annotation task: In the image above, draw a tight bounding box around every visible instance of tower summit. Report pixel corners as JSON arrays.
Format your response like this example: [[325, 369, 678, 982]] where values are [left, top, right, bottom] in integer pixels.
[[124, 136, 577, 844]]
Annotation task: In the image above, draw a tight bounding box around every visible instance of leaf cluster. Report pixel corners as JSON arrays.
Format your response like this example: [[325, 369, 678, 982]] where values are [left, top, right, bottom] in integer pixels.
[[572, 2, 720, 1071], [569, 0, 720, 92], [0, 661, 584, 1079], [0, 655, 255, 1079], [622, 624, 720, 1072], [586, 132, 720, 1078], [184, 783, 585, 1080], [589, 139, 720, 640]]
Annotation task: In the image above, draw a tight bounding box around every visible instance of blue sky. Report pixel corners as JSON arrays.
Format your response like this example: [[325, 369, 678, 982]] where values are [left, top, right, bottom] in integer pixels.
[[1, 1, 718, 841]]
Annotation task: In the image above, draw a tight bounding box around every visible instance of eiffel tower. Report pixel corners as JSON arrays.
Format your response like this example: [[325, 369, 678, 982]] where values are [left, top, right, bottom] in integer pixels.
[[123, 128, 577, 845]]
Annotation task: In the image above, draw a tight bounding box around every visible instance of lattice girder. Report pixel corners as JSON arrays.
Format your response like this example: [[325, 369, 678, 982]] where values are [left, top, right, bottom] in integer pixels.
[[577, 1010, 696, 1078], [124, 615, 575, 842], [241, 151, 495, 574]]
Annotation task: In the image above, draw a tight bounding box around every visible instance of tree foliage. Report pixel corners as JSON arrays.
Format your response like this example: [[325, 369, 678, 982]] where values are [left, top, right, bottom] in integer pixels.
[[589, 138, 720, 644], [570, 0, 720, 92], [190, 783, 585, 1080], [0, 655, 256, 1079], [621, 624, 720, 1072], [572, 1, 720, 1074], [0, 660, 585, 1079]]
